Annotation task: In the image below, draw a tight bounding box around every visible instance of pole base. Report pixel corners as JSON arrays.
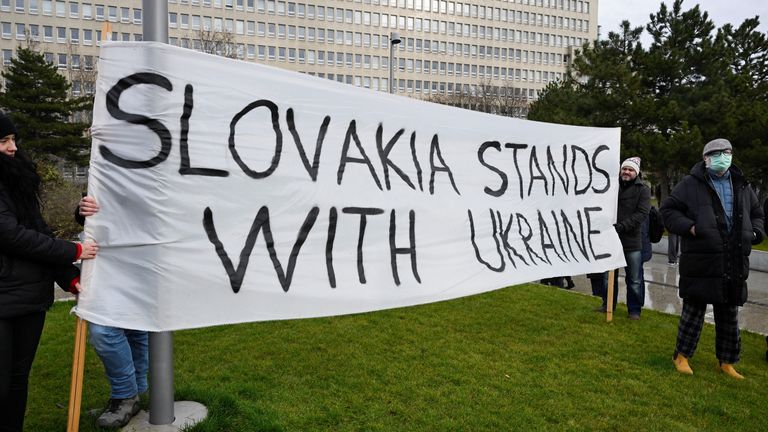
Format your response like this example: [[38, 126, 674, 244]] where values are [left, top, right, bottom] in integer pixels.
[[121, 401, 207, 431]]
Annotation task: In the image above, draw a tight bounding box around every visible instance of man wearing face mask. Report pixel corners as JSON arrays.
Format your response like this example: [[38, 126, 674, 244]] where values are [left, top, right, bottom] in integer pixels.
[[661, 138, 764, 379]]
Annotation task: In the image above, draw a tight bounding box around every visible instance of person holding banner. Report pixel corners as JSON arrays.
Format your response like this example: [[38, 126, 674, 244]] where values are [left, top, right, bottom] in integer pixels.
[[76, 196, 149, 428], [597, 157, 650, 320], [0, 113, 98, 432], [661, 138, 764, 379]]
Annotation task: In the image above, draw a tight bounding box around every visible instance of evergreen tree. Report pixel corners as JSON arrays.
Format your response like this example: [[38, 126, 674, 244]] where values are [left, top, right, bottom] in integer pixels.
[[529, 0, 768, 197], [0, 47, 91, 164]]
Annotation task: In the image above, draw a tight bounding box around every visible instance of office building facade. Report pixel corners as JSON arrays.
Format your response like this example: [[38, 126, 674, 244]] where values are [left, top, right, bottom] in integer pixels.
[[2, 0, 597, 112]]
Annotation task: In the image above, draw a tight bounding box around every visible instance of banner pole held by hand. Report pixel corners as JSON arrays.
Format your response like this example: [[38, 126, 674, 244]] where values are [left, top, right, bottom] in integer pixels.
[[606, 270, 615, 322], [67, 316, 87, 432]]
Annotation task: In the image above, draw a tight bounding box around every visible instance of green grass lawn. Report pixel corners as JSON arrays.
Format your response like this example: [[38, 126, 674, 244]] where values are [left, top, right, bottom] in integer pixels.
[[27, 284, 768, 431]]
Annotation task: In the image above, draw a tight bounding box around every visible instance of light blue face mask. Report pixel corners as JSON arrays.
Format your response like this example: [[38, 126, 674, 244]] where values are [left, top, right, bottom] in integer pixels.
[[707, 153, 732, 173]]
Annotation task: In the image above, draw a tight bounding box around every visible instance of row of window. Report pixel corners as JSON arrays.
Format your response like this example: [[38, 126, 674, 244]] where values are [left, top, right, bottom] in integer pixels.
[[1, 22, 143, 44], [249, 3, 590, 33], [252, 45, 561, 83], [1, 47, 94, 70], [298, 70, 540, 102], [2, 38, 562, 81], [3, 1, 590, 34], [164, 0, 591, 17], [1, 1, 143, 24], [4, 24, 585, 59], [179, 13, 588, 41], [250, 23, 586, 49], [251, 0, 590, 19], [163, 31, 573, 70]]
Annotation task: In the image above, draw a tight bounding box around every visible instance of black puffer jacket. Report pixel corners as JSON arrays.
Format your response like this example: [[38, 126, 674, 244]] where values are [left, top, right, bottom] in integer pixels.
[[614, 175, 651, 251], [0, 185, 80, 318], [660, 162, 764, 306], [764, 199, 768, 235]]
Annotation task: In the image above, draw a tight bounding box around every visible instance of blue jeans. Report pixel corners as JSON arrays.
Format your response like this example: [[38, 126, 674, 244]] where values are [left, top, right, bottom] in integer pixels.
[[88, 323, 149, 399], [601, 250, 645, 315]]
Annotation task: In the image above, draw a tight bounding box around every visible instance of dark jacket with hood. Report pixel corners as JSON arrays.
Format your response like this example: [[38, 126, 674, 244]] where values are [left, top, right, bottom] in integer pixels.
[[614, 175, 651, 251], [660, 162, 764, 306], [0, 184, 80, 318]]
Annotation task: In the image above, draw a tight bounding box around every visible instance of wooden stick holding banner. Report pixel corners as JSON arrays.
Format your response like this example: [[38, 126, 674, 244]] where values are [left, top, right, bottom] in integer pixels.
[[606, 270, 615, 322], [67, 316, 87, 432]]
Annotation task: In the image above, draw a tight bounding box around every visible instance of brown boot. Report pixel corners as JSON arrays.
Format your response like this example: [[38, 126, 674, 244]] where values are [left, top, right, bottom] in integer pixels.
[[673, 352, 693, 375], [720, 363, 744, 380]]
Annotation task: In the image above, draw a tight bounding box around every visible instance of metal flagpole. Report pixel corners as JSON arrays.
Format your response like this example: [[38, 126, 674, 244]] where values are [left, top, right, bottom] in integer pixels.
[[142, 0, 175, 426]]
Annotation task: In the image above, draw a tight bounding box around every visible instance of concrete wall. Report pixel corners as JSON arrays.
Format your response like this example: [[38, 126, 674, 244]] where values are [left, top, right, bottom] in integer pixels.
[[652, 237, 768, 273]]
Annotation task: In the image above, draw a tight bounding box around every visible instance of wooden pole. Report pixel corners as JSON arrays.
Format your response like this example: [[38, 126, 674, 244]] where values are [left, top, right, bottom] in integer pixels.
[[606, 270, 615, 322], [67, 318, 88, 432]]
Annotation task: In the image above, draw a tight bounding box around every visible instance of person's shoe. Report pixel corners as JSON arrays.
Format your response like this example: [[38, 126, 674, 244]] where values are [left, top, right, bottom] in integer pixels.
[[673, 352, 693, 375], [593, 306, 607, 313], [96, 395, 140, 428], [720, 362, 744, 380], [629, 313, 640, 320]]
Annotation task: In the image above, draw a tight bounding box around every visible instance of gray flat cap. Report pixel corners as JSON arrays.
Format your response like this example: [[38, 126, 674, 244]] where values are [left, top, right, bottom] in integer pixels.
[[702, 138, 732, 156]]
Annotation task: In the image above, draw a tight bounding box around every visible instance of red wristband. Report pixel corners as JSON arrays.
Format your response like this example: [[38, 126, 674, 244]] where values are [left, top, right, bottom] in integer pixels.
[[75, 242, 82, 260]]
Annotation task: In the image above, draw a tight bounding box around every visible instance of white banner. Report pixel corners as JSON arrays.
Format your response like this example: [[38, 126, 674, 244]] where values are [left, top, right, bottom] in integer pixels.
[[76, 42, 625, 331]]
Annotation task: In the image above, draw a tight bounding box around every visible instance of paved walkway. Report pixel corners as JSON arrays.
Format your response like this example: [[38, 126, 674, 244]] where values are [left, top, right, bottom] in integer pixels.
[[566, 252, 768, 335]]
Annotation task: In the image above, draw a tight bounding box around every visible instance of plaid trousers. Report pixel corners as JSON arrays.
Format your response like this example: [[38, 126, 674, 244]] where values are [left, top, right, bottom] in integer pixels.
[[675, 301, 741, 364]]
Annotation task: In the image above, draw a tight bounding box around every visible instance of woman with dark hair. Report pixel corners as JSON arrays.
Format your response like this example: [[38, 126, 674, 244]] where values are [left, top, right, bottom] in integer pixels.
[[0, 113, 98, 431]]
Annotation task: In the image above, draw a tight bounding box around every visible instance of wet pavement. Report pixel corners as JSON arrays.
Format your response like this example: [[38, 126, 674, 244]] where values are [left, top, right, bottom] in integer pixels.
[[565, 252, 768, 335], [56, 253, 768, 335]]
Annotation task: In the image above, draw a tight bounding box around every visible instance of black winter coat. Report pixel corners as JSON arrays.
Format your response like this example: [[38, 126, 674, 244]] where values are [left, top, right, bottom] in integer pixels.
[[0, 185, 80, 318], [614, 176, 650, 251], [764, 199, 768, 235], [660, 162, 765, 306]]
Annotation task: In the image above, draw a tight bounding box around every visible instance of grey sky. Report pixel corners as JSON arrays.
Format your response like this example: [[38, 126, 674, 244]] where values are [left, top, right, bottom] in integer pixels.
[[597, 0, 768, 43]]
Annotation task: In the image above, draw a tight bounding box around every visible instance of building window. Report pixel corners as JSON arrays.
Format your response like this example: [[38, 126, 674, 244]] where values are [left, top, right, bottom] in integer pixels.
[[2, 49, 12, 66]]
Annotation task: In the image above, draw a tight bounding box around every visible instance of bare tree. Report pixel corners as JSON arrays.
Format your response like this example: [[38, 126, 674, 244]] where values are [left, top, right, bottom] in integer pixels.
[[425, 79, 528, 118], [195, 28, 238, 59]]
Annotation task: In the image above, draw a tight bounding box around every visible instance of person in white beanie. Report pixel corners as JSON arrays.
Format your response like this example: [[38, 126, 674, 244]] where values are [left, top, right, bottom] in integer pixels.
[[596, 156, 650, 320]]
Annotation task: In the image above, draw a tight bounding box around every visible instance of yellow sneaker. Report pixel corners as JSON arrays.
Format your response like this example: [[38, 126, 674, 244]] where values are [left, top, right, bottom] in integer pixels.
[[673, 353, 693, 375], [720, 363, 744, 380]]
